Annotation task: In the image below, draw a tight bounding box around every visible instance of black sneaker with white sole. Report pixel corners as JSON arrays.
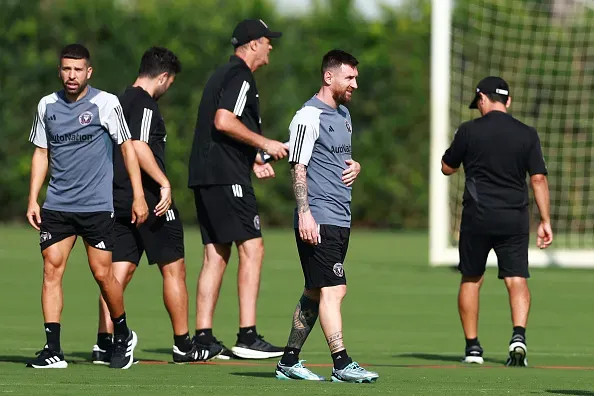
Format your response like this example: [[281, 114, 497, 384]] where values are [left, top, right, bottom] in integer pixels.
[[212, 336, 234, 360], [462, 344, 484, 364], [191, 336, 224, 361], [231, 334, 283, 359], [109, 329, 138, 369], [26, 345, 68, 368], [91, 344, 112, 365], [172, 344, 203, 363], [506, 335, 528, 367]]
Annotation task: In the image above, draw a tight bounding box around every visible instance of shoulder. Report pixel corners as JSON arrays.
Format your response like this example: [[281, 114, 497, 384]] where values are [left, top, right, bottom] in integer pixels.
[[37, 92, 60, 112], [89, 88, 121, 109], [120, 88, 158, 113], [292, 104, 323, 126], [338, 104, 351, 119]]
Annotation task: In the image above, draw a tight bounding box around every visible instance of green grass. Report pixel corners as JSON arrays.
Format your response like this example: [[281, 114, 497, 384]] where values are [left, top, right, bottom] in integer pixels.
[[1, 225, 593, 395]]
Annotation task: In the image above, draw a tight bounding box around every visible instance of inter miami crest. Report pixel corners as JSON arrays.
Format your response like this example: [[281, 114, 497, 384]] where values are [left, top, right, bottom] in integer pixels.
[[79, 111, 93, 126], [345, 120, 352, 134]]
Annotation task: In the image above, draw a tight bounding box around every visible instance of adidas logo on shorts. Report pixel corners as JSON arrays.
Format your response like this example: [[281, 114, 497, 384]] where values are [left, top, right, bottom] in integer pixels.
[[95, 241, 106, 249]]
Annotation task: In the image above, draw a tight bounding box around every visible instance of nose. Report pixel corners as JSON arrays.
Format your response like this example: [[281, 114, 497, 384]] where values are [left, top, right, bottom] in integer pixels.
[[351, 78, 358, 89], [68, 70, 76, 79]]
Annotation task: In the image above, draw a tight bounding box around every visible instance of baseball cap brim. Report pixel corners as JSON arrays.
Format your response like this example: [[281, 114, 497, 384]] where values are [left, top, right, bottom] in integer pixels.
[[469, 93, 480, 109], [265, 31, 282, 39]]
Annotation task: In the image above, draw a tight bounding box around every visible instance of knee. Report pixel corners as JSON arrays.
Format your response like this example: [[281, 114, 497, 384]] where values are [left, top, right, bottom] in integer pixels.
[[461, 275, 483, 285], [92, 265, 112, 285], [303, 288, 321, 302], [320, 285, 347, 303], [504, 276, 528, 290], [161, 259, 186, 281], [42, 256, 65, 282]]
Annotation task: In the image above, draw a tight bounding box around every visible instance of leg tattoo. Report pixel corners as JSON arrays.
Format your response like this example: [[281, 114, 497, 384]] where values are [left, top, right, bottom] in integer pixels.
[[286, 294, 319, 349], [327, 331, 344, 354]]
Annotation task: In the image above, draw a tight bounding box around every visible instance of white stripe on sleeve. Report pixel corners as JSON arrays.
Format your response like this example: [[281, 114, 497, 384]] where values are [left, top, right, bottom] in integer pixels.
[[233, 81, 250, 116], [140, 108, 153, 142]]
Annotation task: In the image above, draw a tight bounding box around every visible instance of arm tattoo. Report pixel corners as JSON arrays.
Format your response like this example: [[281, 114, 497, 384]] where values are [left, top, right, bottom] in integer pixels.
[[291, 164, 309, 214], [286, 297, 319, 349], [326, 331, 345, 354]]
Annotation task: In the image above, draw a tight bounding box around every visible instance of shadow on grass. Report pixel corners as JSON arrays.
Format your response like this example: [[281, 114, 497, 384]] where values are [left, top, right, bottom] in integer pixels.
[[546, 391, 594, 396], [394, 353, 506, 365], [230, 372, 277, 379]]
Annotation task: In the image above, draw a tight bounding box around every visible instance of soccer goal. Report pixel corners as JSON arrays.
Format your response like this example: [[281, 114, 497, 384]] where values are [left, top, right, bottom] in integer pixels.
[[430, 0, 594, 268]]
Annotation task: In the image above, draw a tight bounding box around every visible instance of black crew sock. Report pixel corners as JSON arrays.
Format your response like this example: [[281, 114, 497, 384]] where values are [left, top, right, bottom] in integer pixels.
[[513, 326, 526, 339], [331, 349, 352, 370], [44, 323, 61, 351], [465, 337, 479, 348], [174, 333, 193, 353], [195, 328, 213, 344], [280, 347, 300, 366], [96, 332, 113, 349], [111, 313, 129, 338], [238, 326, 257, 345]]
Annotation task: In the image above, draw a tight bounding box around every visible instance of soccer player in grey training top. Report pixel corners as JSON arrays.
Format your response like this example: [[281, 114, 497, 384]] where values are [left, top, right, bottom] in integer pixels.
[[25, 44, 148, 369], [274, 50, 379, 383]]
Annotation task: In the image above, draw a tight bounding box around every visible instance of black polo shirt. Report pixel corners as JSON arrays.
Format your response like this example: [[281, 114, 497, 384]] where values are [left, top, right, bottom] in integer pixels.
[[442, 110, 548, 235], [113, 86, 168, 217], [188, 55, 261, 187]]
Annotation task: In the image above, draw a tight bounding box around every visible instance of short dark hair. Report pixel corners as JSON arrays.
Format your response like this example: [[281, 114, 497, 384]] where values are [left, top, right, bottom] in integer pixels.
[[138, 47, 182, 78], [485, 93, 507, 105], [321, 49, 359, 78], [60, 44, 91, 63]]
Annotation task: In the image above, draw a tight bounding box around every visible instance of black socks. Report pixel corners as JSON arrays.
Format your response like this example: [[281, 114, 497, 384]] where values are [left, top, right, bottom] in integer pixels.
[[44, 323, 61, 351], [239, 326, 257, 345], [331, 349, 352, 370]]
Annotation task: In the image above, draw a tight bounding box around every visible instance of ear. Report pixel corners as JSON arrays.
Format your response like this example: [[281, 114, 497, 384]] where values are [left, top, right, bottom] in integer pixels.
[[506, 96, 512, 108], [324, 70, 333, 85], [86, 66, 93, 79], [249, 39, 259, 51], [158, 72, 169, 84]]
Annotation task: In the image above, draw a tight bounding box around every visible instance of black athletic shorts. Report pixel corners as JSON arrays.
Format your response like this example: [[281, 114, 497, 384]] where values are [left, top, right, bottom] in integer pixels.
[[193, 184, 262, 245], [112, 202, 184, 266], [295, 224, 350, 289], [39, 208, 115, 252], [458, 231, 529, 279]]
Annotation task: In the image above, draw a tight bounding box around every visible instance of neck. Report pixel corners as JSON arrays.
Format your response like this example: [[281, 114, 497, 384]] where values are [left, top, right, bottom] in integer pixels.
[[65, 85, 89, 102], [482, 103, 507, 115], [316, 86, 338, 109], [235, 51, 258, 72], [132, 77, 157, 98]]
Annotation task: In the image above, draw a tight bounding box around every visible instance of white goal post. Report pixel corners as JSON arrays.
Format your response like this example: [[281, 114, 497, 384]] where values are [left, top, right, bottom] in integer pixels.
[[429, 0, 594, 268]]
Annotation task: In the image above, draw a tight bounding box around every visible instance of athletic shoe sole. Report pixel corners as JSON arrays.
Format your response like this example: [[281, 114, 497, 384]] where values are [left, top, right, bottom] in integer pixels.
[[30, 360, 68, 369], [330, 375, 378, 383], [231, 346, 283, 359], [462, 356, 484, 364], [506, 341, 528, 367]]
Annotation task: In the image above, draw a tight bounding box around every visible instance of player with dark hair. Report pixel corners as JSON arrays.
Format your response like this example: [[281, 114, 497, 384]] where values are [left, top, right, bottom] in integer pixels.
[[275, 49, 379, 383], [90, 47, 214, 364], [441, 76, 553, 367], [26, 43, 148, 369], [187, 19, 288, 359]]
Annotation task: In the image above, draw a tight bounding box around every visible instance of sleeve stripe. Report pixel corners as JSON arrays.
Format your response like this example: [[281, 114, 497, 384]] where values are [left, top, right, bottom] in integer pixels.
[[233, 81, 250, 116], [140, 108, 153, 142], [291, 124, 306, 162], [29, 113, 39, 142], [114, 105, 131, 142]]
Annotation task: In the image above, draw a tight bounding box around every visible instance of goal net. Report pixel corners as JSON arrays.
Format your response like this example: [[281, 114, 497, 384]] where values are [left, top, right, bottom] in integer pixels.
[[430, 0, 594, 267]]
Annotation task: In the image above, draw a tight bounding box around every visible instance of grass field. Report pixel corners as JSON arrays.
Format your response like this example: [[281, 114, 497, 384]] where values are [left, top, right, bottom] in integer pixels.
[[1, 225, 593, 395]]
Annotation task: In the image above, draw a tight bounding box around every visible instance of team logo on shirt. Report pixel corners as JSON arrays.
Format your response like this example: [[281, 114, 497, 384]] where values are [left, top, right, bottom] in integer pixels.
[[79, 111, 93, 126], [333, 263, 344, 277], [345, 120, 352, 134], [253, 215, 261, 230]]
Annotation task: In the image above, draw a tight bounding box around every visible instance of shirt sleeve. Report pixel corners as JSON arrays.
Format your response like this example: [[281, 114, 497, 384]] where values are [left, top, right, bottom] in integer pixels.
[[127, 102, 158, 143], [288, 109, 320, 166], [527, 129, 548, 176], [442, 125, 467, 169], [96, 93, 131, 145], [218, 71, 251, 117], [29, 99, 48, 148]]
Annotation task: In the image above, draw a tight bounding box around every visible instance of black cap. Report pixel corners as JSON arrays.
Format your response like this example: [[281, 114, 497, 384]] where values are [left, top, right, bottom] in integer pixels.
[[469, 76, 510, 109], [231, 19, 282, 48]]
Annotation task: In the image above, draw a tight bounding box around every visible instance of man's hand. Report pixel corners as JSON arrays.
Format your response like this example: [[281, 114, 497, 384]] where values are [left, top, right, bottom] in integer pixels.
[[263, 139, 289, 160], [154, 186, 172, 217], [253, 162, 275, 179], [299, 209, 319, 245], [27, 200, 42, 230], [342, 159, 361, 187], [537, 221, 553, 249], [131, 196, 149, 226]]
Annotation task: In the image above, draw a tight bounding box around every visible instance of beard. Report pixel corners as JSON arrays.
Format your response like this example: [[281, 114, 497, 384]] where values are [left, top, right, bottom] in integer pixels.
[[63, 80, 87, 96], [332, 87, 352, 105]]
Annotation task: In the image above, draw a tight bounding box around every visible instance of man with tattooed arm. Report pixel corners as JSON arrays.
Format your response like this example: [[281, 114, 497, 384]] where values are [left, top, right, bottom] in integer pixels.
[[274, 49, 379, 383]]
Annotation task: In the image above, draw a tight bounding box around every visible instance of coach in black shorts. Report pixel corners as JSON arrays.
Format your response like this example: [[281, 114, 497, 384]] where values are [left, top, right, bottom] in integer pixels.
[[91, 47, 216, 364], [188, 19, 288, 359], [441, 76, 553, 367]]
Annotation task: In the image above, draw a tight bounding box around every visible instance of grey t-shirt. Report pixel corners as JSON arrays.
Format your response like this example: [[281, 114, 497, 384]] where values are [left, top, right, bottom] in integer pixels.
[[288, 95, 353, 228], [29, 86, 131, 212]]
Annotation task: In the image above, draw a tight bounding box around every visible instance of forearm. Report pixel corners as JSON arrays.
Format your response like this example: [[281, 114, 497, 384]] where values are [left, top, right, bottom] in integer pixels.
[[532, 177, 550, 222], [132, 141, 170, 187], [121, 141, 145, 199], [291, 164, 309, 214], [29, 148, 48, 203], [215, 110, 267, 149]]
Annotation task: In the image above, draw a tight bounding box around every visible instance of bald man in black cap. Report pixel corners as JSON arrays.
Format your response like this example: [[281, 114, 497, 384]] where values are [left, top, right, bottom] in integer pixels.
[[441, 76, 553, 367]]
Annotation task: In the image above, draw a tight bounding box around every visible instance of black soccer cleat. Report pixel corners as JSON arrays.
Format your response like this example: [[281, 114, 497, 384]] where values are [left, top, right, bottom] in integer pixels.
[[26, 345, 68, 369], [91, 344, 112, 365], [191, 336, 224, 361], [109, 329, 138, 369], [506, 335, 528, 367], [231, 333, 283, 359], [462, 344, 484, 364]]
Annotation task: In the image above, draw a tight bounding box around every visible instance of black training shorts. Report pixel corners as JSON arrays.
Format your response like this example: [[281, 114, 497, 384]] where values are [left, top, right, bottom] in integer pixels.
[[39, 209, 115, 252], [458, 231, 530, 279], [295, 224, 350, 289], [193, 184, 262, 245]]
